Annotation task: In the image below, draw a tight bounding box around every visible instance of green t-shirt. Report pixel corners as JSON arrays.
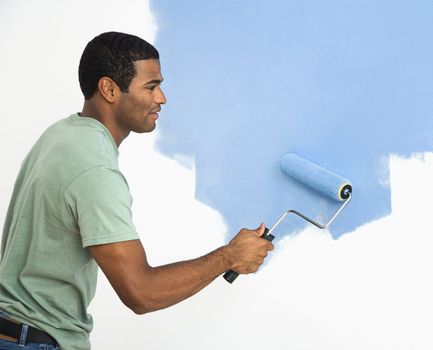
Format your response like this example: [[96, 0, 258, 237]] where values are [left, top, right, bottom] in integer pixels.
[[0, 113, 139, 349]]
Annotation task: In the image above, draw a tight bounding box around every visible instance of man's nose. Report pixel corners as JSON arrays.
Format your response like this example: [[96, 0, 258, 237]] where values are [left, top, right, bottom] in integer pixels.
[[155, 86, 167, 105]]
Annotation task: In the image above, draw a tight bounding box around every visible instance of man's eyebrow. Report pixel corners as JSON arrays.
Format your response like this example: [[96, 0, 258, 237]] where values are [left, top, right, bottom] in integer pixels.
[[144, 79, 163, 85]]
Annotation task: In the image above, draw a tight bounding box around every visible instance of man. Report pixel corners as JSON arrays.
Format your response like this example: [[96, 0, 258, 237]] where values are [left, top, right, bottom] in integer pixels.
[[0, 32, 273, 349]]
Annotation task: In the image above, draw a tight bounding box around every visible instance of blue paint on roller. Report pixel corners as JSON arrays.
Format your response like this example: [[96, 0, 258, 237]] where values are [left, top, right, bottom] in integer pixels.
[[280, 154, 352, 202]]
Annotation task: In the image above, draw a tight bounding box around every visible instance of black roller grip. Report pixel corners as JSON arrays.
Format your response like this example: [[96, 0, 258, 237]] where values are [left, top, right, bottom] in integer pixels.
[[223, 227, 275, 284]]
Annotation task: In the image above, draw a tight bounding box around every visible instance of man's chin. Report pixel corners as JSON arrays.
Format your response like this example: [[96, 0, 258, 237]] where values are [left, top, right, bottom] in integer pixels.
[[133, 123, 156, 134]]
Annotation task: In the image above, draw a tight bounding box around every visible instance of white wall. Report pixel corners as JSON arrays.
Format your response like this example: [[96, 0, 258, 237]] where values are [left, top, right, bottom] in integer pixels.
[[1, 1, 433, 349]]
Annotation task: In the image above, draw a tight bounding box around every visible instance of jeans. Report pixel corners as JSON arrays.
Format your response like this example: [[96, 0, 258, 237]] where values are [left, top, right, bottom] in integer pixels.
[[0, 310, 60, 350]]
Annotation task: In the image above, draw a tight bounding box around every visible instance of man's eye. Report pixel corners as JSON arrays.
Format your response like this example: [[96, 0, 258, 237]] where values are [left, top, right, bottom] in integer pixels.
[[146, 85, 157, 91]]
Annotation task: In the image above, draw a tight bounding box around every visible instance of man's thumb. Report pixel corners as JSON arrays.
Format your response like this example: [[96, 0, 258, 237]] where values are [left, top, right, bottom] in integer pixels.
[[255, 223, 265, 236]]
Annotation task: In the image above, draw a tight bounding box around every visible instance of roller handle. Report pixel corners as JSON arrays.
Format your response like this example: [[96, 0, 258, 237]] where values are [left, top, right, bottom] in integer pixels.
[[223, 227, 275, 284]]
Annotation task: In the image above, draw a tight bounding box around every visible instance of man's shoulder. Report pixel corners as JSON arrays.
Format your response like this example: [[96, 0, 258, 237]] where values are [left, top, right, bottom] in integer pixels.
[[46, 113, 108, 143], [42, 114, 118, 165], [23, 114, 119, 189]]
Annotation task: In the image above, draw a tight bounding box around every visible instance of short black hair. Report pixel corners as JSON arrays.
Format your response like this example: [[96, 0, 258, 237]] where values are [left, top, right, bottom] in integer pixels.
[[79, 31, 159, 100]]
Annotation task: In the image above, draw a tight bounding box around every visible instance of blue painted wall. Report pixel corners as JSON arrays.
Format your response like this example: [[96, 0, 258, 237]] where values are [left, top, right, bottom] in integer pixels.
[[152, 0, 433, 239]]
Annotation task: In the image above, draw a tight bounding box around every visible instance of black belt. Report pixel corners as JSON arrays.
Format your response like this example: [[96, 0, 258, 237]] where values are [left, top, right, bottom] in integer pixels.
[[0, 317, 58, 345]]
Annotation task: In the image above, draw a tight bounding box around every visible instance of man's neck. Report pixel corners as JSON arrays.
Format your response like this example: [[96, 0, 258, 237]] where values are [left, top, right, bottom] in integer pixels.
[[81, 101, 127, 147]]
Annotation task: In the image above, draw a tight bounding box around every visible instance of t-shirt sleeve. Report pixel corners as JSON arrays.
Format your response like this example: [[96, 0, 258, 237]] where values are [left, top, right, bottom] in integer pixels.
[[63, 166, 139, 247]]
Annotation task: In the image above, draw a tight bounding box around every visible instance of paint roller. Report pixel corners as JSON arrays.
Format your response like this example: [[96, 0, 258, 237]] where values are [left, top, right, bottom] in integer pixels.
[[223, 153, 352, 283]]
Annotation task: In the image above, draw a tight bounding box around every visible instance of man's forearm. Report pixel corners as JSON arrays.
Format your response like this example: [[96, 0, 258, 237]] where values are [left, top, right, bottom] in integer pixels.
[[137, 245, 231, 313]]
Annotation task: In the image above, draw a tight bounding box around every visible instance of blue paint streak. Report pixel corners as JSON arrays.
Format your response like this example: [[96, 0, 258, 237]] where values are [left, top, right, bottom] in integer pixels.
[[152, 0, 433, 239]]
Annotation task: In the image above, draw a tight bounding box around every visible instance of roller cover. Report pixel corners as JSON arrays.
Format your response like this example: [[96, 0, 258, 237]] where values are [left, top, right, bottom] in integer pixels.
[[280, 153, 352, 202]]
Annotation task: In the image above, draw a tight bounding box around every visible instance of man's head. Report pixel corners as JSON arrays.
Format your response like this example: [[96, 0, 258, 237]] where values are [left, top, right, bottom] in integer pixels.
[[79, 31, 159, 100], [79, 32, 166, 142]]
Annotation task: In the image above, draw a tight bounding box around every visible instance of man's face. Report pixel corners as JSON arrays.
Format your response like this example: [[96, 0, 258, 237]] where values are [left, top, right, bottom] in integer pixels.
[[115, 59, 166, 134]]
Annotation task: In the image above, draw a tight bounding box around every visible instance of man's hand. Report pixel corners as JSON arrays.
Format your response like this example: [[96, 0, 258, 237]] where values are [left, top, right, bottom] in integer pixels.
[[224, 223, 274, 274]]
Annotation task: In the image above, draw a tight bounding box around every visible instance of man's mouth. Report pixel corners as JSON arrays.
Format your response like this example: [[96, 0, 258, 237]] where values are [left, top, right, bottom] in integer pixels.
[[149, 111, 159, 119], [150, 108, 161, 118]]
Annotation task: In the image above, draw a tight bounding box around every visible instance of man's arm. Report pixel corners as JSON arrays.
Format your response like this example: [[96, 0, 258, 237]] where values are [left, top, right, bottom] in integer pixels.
[[88, 224, 273, 314]]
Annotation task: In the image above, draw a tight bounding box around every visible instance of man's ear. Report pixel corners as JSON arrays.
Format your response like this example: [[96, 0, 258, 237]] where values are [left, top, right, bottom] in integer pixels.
[[97, 77, 119, 103]]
